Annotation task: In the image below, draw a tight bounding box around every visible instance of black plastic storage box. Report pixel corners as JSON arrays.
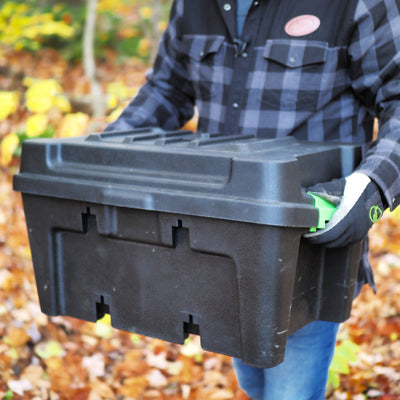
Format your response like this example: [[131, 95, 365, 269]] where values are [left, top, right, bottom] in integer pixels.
[[14, 130, 363, 368]]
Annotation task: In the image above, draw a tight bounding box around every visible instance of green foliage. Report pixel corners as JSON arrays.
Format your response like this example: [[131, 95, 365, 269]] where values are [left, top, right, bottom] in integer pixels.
[[0, 0, 173, 63], [14, 125, 56, 157], [327, 339, 360, 389], [4, 390, 14, 400], [0, 1, 75, 52]]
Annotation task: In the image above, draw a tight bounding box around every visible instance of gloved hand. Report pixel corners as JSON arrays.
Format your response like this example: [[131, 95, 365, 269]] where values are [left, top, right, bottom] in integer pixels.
[[305, 172, 385, 247]]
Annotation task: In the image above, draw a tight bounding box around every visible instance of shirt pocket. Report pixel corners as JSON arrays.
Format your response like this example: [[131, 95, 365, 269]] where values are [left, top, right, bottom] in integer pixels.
[[260, 39, 329, 111], [180, 35, 226, 101]]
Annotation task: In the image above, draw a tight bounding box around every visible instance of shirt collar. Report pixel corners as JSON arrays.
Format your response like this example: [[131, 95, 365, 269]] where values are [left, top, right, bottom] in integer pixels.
[[215, 0, 237, 40]]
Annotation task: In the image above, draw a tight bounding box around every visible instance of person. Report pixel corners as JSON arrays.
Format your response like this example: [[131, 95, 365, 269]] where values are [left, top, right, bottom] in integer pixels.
[[104, 0, 400, 398]]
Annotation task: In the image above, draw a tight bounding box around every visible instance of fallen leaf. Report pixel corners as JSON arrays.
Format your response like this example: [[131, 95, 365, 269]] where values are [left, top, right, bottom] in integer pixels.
[[94, 314, 113, 339], [82, 353, 105, 379], [118, 376, 148, 398], [25, 114, 48, 137], [48, 368, 73, 392], [20, 365, 45, 384], [90, 380, 115, 399], [146, 351, 169, 370], [7, 379, 33, 396], [57, 112, 89, 138], [35, 340, 64, 359], [4, 327, 30, 347], [146, 369, 168, 388], [87, 391, 102, 400]]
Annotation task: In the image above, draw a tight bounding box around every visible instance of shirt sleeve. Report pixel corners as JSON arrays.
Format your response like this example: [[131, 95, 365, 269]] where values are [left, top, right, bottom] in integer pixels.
[[104, 0, 195, 132], [349, 0, 400, 210]]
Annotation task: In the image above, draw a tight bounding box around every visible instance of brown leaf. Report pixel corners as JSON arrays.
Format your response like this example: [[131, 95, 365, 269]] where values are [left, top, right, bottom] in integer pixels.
[[48, 368, 73, 392], [90, 380, 115, 399], [5, 327, 30, 347], [118, 376, 148, 398]]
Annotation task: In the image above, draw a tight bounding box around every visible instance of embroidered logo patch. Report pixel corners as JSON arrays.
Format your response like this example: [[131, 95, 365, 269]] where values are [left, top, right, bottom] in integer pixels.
[[369, 205, 383, 223], [284, 15, 321, 37]]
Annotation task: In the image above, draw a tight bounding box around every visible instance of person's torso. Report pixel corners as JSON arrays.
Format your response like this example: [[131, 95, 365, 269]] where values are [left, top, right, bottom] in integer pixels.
[[177, 0, 374, 144]]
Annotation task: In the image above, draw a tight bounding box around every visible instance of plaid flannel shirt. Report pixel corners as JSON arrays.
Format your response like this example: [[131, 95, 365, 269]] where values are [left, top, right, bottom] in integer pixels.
[[106, 0, 400, 211]]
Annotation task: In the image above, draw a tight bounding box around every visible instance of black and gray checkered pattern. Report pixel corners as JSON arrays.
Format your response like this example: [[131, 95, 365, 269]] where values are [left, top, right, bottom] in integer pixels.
[[105, 0, 400, 211]]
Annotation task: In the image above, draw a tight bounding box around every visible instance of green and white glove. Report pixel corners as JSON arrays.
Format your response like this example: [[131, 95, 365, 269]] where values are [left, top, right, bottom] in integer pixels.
[[306, 172, 385, 248]]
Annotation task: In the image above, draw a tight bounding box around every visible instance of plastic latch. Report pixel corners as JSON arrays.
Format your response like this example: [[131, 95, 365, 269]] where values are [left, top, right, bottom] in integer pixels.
[[308, 192, 337, 232]]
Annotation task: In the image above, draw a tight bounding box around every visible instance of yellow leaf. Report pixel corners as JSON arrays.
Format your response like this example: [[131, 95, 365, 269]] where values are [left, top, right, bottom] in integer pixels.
[[26, 79, 63, 112], [388, 206, 400, 220], [107, 105, 124, 122], [14, 41, 25, 51], [26, 93, 53, 113], [108, 94, 119, 110], [6, 347, 19, 360], [58, 112, 89, 138], [138, 38, 151, 57], [0, 91, 19, 121], [23, 26, 41, 40], [35, 341, 64, 359], [97, 313, 111, 325], [95, 313, 113, 339], [0, 133, 19, 166], [95, 323, 113, 339], [22, 76, 34, 87], [139, 6, 153, 19], [107, 81, 128, 100], [38, 21, 74, 38], [29, 79, 63, 96], [158, 21, 168, 32], [53, 95, 71, 113], [26, 114, 48, 137], [1, 2, 16, 19]]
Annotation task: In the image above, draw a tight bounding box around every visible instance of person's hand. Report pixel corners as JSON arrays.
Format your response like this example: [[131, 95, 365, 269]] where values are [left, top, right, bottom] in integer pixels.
[[305, 172, 385, 247]]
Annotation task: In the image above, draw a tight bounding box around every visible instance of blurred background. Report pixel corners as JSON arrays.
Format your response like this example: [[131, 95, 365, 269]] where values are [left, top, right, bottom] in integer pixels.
[[0, 0, 175, 168], [0, 1, 399, 399]]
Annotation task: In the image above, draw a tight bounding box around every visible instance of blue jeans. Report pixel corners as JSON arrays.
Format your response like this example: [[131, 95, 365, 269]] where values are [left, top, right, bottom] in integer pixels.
[[233, 320, 340, 400]]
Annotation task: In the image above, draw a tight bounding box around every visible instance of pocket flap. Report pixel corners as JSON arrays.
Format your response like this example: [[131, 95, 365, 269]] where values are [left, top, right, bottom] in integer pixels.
[[263, 39, 328, 68], [181, 35, 225, 61]]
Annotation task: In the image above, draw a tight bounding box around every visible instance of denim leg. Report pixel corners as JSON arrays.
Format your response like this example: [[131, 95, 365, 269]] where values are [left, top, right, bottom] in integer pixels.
[[233, 320, 340, 400], [232, 357, 264, 400]]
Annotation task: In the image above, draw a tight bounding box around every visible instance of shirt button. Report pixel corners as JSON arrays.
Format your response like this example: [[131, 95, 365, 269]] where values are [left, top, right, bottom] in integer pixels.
[[241, 52, 248, 58], [289, 56, 296, 64], [232, 102, 239, 109], [199, 51, 204, 57], [223, 3, 232, 11], [254, 0, 260, 5]]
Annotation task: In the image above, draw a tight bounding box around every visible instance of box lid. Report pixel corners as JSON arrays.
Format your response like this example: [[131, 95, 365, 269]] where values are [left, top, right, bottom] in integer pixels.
[[13, 129, 361, 227]]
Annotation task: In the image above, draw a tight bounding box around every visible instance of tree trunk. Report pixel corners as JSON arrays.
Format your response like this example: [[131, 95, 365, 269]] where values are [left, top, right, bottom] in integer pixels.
[[151, 0, 163, 63], [83, 0, 105, 117]]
